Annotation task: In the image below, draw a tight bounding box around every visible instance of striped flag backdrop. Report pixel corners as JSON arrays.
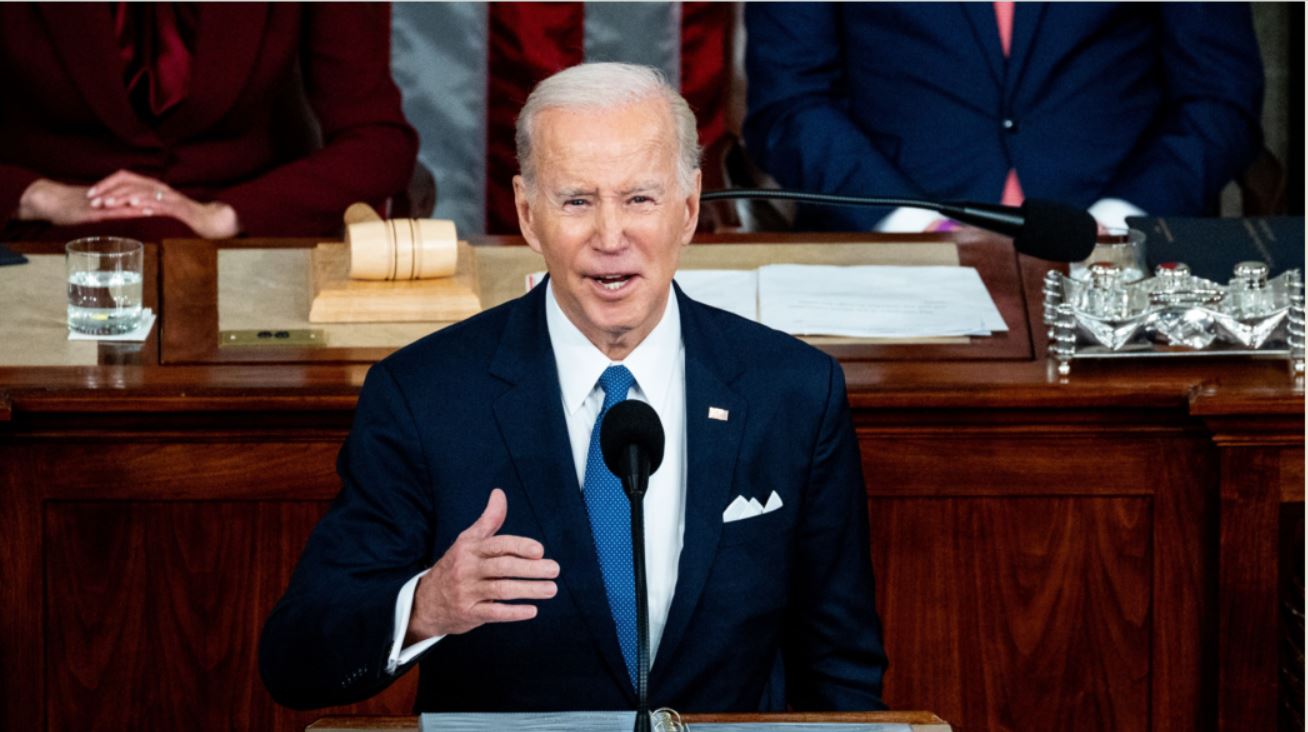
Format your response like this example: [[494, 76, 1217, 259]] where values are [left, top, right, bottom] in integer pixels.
[[392, 2, 734, 236]]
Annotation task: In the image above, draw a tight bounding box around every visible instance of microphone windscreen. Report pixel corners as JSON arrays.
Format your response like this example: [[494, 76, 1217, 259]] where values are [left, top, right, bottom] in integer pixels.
[[1016, 199, 1098, 262], [600, 400, 665, 477]]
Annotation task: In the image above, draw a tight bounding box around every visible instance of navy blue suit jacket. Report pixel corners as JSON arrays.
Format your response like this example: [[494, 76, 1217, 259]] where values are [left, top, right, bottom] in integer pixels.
[[259, 282, 887, 712], [744, 2, 1264, 231]]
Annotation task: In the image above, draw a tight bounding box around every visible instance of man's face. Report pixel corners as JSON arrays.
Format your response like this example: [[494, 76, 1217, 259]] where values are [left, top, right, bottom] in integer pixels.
[[514, 96, 701, 360]]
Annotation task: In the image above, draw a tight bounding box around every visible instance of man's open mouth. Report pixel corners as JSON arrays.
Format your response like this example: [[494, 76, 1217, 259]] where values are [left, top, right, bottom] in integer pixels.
[[592, 274, 635, 291]]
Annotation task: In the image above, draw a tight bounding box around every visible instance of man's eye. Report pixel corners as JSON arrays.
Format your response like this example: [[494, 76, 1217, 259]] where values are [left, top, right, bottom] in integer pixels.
[[629, 195, 654, 205], [563, 198, 589, 208]]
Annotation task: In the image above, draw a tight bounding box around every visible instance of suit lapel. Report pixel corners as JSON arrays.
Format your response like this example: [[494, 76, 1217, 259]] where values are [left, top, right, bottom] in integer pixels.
[[651, 288, 747, 683], [158, 3, 268, 140], [489, 283, 635, 701], [960, 2, 1004, 90], [36, 4, 156, 146], [1005, 2, 1048, 101]]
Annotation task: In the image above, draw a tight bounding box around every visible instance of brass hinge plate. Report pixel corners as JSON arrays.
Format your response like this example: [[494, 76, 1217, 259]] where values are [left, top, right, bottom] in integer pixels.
[[218, 329, 324, 347]]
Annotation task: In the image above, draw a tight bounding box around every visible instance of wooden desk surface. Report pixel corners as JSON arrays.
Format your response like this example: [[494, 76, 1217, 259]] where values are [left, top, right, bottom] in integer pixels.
[[1, 233, 1300, 411], [155, 232, 1033, 365]]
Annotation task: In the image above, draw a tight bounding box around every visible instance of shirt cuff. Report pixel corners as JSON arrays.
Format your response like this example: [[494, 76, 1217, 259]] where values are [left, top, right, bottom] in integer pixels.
[[1088, 198, 1147, 231], [875, 206, 944, 233], [386, 568, 443, 675]]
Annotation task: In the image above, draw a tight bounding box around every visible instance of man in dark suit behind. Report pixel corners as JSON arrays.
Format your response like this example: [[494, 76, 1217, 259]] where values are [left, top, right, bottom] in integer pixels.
[[259, 62, 887, 713], [744, 2, 1264, 233]]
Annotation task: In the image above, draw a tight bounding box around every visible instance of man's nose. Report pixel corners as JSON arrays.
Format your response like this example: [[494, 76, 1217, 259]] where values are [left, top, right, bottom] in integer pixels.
[[593, 202, 625, 252]]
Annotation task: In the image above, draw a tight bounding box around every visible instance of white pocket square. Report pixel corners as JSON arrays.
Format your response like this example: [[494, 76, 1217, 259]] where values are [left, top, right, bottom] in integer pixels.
[[722, 491, 784, 523]]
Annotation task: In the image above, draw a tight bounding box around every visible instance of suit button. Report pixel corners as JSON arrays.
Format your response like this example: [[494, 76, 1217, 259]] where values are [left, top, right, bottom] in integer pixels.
[[1002, 118, 1019, 133]]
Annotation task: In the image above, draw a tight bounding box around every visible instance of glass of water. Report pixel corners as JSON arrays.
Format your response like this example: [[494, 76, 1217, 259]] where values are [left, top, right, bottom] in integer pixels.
[[1069, 227, 1147, 283], [66, 237, 144, 335]]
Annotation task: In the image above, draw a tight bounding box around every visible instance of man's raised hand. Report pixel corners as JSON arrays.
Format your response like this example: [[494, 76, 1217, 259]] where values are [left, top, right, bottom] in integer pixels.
[[406, 488, 559, 643]]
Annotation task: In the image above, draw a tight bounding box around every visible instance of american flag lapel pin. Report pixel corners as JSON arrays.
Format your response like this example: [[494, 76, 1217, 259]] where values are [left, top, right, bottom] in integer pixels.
[[708, 406, 729, 422]]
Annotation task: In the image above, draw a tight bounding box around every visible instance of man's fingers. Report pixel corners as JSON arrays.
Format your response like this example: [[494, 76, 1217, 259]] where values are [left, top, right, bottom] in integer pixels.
[[476, 533, 546, 560], [462, 488, 508, 541], [482, 579, 558, 602], [474, 602, 539, 624], [481, 555, 559, 580]]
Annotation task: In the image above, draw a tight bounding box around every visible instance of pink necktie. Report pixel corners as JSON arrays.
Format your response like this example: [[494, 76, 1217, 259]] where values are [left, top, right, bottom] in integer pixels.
[[994, 2, 1024, 205], [994, 1, 1015, 56]]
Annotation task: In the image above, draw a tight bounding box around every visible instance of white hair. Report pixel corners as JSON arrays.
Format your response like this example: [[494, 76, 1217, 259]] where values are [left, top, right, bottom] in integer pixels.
[[515, 62, 701, 194]]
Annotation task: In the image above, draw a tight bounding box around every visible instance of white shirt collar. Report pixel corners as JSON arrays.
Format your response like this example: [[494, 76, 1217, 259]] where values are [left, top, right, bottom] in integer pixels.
[[544, 279, 683, 414]]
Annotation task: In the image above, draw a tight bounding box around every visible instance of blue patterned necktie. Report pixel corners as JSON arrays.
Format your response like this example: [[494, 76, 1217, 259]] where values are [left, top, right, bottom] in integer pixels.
[[582, 364, 638, 687]]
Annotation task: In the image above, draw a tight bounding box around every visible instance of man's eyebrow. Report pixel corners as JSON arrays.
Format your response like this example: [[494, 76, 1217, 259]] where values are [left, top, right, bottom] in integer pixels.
[[553, 187, 596, 198], [621, 182, 666, 195]]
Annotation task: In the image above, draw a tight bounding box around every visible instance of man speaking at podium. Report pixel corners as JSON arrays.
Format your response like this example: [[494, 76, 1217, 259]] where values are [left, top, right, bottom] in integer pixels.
[[260, 63, 887, 713]]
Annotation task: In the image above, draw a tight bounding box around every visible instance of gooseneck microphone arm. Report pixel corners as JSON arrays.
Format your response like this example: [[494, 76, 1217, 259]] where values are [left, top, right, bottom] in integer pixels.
[[700, 188, 1022, 234], [702, 187, 943, 212], [699, 188, 1098, 262]]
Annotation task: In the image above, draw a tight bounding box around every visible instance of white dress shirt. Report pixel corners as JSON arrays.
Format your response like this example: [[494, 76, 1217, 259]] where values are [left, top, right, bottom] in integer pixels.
[[386, 280, 687, 673]]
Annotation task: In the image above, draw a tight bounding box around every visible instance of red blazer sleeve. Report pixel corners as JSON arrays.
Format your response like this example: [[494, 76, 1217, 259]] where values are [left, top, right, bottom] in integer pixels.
[[215, 3, 418, 236], [0, 164, 41, 222]]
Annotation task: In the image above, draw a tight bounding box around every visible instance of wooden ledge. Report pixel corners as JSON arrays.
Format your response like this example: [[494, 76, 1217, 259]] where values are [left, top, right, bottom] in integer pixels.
[[307, 710, 952, 732]]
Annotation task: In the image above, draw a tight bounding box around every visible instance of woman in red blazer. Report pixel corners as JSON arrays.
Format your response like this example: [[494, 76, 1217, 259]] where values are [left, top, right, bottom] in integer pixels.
[[0, 3, 418, 241]]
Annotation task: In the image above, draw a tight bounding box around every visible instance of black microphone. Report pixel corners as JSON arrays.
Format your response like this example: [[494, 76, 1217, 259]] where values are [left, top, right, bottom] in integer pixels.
[[601, 400, 665, 499], [599, 400, 665, 732], [699, 188, 1098, 263]]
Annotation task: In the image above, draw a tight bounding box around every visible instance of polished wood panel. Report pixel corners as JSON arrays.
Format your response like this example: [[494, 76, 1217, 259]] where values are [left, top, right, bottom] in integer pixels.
[[1149, 436, 1219, 732], [862, 423, 1219, 732], [39, 469, 419, 731], [1215, 446, 1300, 731], [869, 497, 1151, 731], [859, 430, 1186, 497], [1281, 451, 1305, 503], [1279, 502, 1305, 731], [38, 441, 344, 501], [1195, 395, 1305, 731], [0, 427, 421, 731], [0, 443, 46, 731], [160, 237, 220, 364]]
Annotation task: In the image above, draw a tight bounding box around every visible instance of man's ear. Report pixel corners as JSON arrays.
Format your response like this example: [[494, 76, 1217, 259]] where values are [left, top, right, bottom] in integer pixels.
[[679, 168, 703, 247], [513, 175, 543, 254]]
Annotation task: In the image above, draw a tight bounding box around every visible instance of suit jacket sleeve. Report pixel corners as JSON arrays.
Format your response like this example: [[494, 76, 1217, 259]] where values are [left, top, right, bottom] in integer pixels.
[[1098, 3, 1263, 214], [785, 356, 888, 709], [259, 360, 435, 709], [743, 3, 921, 231], [215, 3, 418, 236]]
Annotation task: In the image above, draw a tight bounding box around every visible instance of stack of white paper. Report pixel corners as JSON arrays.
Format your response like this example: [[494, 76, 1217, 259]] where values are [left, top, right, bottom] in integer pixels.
[[668, 269, 758, 322], [756, 264, 1007, 338]]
